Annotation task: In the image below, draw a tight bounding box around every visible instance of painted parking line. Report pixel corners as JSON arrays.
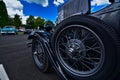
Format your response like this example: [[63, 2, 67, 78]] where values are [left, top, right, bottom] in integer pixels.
[[0, 64, 9, 80]]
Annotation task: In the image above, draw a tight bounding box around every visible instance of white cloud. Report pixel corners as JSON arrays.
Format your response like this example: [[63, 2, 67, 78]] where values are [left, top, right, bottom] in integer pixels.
[[21, 16, 29, 24], [23, 0, 49, 7], [3, 0, 47, 24], [3, 0, 24, 17], [91, 0, 110, 6], [53, 0, 64, 6], [3, 0, 30, 24]]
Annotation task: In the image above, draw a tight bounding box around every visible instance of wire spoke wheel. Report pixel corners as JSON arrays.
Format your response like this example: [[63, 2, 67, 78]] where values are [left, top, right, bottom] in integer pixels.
[[33, 40, 46, 66], [55, 25, 105, 77]]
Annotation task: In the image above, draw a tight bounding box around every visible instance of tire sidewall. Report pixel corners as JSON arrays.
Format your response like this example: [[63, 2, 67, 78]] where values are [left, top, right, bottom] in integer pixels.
[[32, 39, 49, 72], [52, 16, 117, 80]]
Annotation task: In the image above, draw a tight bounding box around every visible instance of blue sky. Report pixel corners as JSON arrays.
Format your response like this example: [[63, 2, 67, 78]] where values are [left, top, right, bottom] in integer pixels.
[[20, 0, 59, 22], [3, 0, 110, 24]]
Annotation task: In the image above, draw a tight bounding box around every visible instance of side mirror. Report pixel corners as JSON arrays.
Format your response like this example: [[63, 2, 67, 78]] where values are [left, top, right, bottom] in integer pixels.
[[109, 0, 115, 3]]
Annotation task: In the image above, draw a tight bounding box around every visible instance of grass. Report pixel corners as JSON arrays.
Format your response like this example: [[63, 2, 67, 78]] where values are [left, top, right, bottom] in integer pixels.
[[18, 32, 24, 35]]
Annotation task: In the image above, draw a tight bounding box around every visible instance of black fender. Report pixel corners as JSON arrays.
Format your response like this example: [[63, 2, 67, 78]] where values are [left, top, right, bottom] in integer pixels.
[[28, 30, 47, 40], [40, 37, 68, 80]]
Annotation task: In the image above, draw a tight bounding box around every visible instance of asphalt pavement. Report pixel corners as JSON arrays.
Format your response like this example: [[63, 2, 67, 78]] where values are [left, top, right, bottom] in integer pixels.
[[0, 34, 59, 80], [0, 34, 120, 80]]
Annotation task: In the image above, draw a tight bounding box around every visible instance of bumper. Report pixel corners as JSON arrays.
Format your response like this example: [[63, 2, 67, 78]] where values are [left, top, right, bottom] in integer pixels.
[[1, 31, 16, 34]]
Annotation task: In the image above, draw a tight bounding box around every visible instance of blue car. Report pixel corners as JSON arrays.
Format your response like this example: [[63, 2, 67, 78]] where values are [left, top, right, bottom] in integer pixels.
[[1, 26, 18, 35]]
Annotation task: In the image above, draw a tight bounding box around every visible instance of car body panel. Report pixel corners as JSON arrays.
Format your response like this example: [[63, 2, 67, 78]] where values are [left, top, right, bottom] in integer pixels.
[[1, 26, 18, 34], [57, 0, 120, 35], [28, 0, 120, 80], [57, 0, 90, 24], [91, 2, 120, 34]]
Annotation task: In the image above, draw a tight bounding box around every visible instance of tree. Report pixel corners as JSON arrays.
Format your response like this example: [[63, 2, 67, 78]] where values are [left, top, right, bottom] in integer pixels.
[[34, 17, 45, 29], [13, 14, 22, 29], [8, 16, 14, 26], [0, 0, 8, 27], [45, 20, 55, 27], [26, 15, 35, 28]]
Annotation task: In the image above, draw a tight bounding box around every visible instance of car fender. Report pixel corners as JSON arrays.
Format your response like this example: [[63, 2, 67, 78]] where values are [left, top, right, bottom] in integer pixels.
[[28, 30, 47, 40]]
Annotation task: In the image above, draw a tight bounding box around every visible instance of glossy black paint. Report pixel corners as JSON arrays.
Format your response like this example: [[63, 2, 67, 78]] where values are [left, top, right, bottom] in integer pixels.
[[91, 2, 120, 34], [28, 31, 68, 80], [28, 0, 120, 80]]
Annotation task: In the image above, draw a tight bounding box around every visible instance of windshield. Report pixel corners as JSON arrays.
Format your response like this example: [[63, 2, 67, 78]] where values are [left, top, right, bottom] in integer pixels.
[[4, 26, 15, 28], [116, 0, 120, 2], [6, 27, 12, 28], [91, 0, 110, 13]]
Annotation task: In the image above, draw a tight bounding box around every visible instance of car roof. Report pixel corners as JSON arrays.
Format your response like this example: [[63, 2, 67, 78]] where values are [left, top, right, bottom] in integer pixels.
[[4, 26, 15, 28]]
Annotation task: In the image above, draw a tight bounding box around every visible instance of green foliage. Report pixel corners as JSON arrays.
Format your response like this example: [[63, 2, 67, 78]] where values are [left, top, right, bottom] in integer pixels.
[[8, 16, 14, 26], [13, 14, 22, 29], [26, 15, 55, 29], [45, 20, 55, 27], [0, 1, 8, 27], [26, 15, 35, 28], [34, 17, 45, 29], [26, 15, 46, 29]]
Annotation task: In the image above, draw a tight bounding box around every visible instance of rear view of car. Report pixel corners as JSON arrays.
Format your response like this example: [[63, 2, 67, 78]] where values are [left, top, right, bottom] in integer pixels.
[[1, 26, 18, 35]]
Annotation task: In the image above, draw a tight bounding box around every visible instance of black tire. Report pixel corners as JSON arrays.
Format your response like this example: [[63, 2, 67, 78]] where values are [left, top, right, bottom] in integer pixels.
[[51, 15, 120, 80], [32, 39, 50, 72]]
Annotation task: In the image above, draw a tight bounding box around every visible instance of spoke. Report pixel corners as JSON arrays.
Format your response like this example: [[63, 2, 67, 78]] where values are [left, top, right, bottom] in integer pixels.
[[64, 57, 80, 70], [80, 54, 100, 60], [85, 57, 100, 60], [93, 49, 101, 54], [60, 43, 68, 48], [85, 36, 95, 40], [80, 47, 101, 53], [60, 36, 66, 43], [70, 29, 81, 40], [81, 29, 87, 38], [91, 42, 98, 48], [66, 35, 69, 42], [63, 57, 70, 60], [81, 29, 85, 36], [86, 46, 101, 54], [74, 30, 81, 40], [73, 63, 79, 70], [72, 29, 77, 39], [81, 61, 92, 70], [81, 58, 99, 67], [57, 27, 105, 73], [59, 47, 68, 54], [70, 60, 78, 68], [80, 55, 100, 67], [81, 32, 90, 42], [77, 60, 85, 71]]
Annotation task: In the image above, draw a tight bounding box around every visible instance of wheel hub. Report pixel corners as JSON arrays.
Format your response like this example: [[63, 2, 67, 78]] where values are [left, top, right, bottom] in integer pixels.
[[66, 39, 86, 59]]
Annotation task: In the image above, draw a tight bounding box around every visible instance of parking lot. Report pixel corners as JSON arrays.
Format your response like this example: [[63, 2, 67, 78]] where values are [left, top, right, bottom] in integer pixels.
[[0, 35, 59, 80]]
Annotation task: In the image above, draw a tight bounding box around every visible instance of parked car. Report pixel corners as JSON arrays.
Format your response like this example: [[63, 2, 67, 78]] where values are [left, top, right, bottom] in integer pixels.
[[0, 26, 18, 35], [19, 27, 25, 32], [0, 27, 1, 35], [24, 29, 33, 34]]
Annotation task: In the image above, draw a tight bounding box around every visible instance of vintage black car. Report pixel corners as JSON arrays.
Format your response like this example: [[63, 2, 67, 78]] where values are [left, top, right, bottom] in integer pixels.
[[28, 0, 120, 80]]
